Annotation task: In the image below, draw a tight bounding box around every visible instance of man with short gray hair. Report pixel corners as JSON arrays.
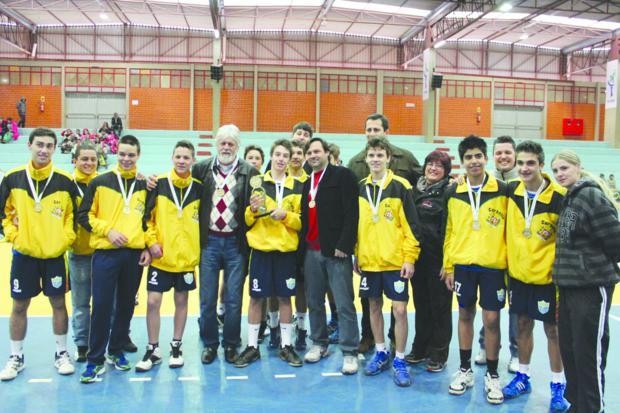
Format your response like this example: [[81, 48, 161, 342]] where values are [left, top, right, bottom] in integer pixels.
[[192, 124, 259, 365]]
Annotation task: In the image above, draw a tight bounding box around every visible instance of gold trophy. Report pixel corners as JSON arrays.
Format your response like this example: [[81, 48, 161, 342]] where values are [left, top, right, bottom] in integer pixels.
[[250, 175, 267, 214]]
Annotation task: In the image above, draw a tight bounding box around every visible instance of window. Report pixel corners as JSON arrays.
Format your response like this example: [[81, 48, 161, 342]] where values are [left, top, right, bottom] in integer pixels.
[[320, 74, 376, 94], [0, 65, 61, 86], [257, 72, 316, 92], [66, 67, 126, 93], [129, 68, 190, 89]]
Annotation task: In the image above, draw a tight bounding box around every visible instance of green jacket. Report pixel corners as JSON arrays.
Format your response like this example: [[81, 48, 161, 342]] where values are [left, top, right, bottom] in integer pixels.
[[347, 143, 422, 186]]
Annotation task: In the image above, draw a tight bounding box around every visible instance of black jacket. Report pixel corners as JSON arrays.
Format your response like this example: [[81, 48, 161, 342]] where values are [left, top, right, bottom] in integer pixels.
[[300, 164, 359, 257], [553, 179, 620, 288], [413, 177, 451, 264], [192, 157, 260, 253]]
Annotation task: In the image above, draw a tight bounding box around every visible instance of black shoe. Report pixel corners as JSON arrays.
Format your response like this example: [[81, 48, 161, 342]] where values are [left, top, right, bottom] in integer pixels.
[[234, 346, 260, 368], [257, 321, 268, 344], [224, 346, 238, 364], [294, 328, 307, 351], [404, 349, 427, 365], [279, 345, 303, 367], [75, 346, 88, 363], [123, 338, 138, 353], [357, 336, 374, 354], [201, 347, 217, 364], [268, 327, 281, 349]]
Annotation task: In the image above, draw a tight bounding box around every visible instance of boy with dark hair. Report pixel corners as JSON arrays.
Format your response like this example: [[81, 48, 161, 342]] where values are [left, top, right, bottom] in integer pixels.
[[78, 134, 151, 383], [0, 127, 76, 380], [443, 135, 508, 404], [356, 137, 420, 387], [136, 140, 203, 372], [502, 140, 568, 411]]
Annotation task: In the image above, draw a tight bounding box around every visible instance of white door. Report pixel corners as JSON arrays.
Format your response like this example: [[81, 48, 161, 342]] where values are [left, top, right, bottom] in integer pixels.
[[493, 105, 543, 140], [65, 93, 125, 131]]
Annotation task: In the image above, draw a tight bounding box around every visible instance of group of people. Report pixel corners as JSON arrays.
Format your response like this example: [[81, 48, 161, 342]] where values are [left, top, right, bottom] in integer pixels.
[[0, 117, 19, 143], [0, 114, 618, 413]]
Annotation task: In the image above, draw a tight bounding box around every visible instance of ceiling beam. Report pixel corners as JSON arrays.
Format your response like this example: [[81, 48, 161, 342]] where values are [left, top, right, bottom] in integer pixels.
[[562, 29, 620, 54], [0, 4, 35, 32], [400, 1, 457, 44]]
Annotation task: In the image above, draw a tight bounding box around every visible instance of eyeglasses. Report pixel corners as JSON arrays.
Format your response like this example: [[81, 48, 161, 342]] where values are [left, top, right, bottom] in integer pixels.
[[427, 162, 445, 169]]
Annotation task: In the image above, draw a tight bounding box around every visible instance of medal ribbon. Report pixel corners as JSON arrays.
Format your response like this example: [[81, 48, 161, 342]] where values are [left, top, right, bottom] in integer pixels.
[[309, 169, 326, 203], [466, 177, 482, 225], [116, 172, 136, 212], [523, 179, 546, 232], [25, 167, 54, 208], [365, 174, 387, 220], [168, 172, 193, 216]]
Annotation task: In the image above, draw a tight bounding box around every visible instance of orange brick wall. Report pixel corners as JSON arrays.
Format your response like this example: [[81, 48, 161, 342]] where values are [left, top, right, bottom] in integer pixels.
[[546, 102, 596, 141], [383, 95, 423, 135], [257, 91, 315, 132], [320, 93, 376, 133], [194, 89, 213, 131], [221, 90, 253, 131], [0, 85, 62, 128], [438, 97, 491, 137], [129, 88, 190, 130]]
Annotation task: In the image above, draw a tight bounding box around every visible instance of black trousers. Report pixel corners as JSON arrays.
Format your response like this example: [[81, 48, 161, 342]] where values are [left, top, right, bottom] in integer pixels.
[[410, 254, 453, 363], [559, 285, 614, 413], [18, 115, 25, 127]]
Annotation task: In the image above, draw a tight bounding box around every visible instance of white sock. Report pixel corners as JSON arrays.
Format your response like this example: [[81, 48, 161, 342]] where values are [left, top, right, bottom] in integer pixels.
[[395, 351, 405, 360], [519, 363, 530, 376], [217, 303, 225, 316], [375, 342, 387, 353], [268, 311, 279, 329], [10, 340, 23, 357], [248, 323, 260, 348], [296, 312, 306, 330], [55, 334, 67, 354], [280, 323, 292, 347], [551, 371, 566, 384]]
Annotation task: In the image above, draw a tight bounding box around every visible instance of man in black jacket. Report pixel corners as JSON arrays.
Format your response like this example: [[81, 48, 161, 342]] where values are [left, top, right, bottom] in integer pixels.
[[192, 124, 259, 365], [300, 137, 360, 374]]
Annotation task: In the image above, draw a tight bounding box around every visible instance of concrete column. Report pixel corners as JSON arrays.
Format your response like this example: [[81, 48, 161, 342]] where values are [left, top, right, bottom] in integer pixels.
[[376, 70, 384, 114], [189, 64, 194, 131], [315, 68, 321, 133], [604, 41, 620, 147], [253, 65, 258, 132], [422, 47, 437, 143], [211, 37, 222, 133]]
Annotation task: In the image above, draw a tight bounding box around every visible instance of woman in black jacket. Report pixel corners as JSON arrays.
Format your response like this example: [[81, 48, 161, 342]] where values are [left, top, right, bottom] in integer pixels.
[[551, 149, 620, 413], [405, 150, 453, 372]]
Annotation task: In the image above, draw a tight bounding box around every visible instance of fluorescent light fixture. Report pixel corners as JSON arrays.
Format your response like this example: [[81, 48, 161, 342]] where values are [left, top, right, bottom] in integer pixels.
[[333, 0, 429, 17], [498, 3, 513, 12], [225, 0, 323, 6], [434, 39, 447, 48], [520, 32, 529, 40], [99, 13, 109, 20], [533, 15, 620, 31]]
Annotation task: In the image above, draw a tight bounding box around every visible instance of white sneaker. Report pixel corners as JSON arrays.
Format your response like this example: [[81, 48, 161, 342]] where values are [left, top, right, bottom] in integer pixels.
[[304, 345, 328, 363], [474, 348, 487, 365], [508, 356, 519, 374], [449, 368, 474, 395], [0, 355, 25, 381], [135, 346, 162, 372], [341, 355, 358, 375], [169, 342, 184, 368], [484, 372, 505, 404], [54, 351, 75, 375]]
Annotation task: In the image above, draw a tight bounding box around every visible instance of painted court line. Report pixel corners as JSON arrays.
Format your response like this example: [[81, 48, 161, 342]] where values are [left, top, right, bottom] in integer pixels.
[[274, 374, 296, 379], [321, 372, 343, 377], [226, 375, 248, 380], [28, 378, 52, 383], [129, 377, 152, 382], [610, 314, 620, 322], [178, 376, 200, 381]]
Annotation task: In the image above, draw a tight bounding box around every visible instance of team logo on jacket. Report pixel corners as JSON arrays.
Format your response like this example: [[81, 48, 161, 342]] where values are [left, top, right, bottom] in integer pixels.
[[486, 208, 504, 227], [496, 289, 506, 302], [51, 276, 63, 289], [536, 220, 555, 242], [537, 300, 550, 315], [286, 277, 296, 290], [184, 272, 194, 284], [135, 200, 145, 216], [394, 280, 405, 294], [383, 204, 394, 221], [51, 206, 64, 219]]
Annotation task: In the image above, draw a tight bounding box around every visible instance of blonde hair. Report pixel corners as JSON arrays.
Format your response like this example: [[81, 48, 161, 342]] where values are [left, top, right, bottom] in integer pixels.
[[551, 149, 617, 208]]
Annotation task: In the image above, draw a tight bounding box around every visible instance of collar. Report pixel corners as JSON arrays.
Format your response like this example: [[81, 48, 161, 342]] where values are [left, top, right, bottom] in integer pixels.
[[170, 168, 192, 188], [263, 170, 295, 189], [514, 173, 565, 204], [116, 164, 136, 179], [363, 169, 394, 189], [74, 168, 97, 184], [28, 161, 53, 181], [456, 172, 497, 193]]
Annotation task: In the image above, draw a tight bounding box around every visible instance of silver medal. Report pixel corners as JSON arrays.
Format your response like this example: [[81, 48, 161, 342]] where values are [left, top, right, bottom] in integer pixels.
[[523, 228, 532, 238], [123, 205, 131, 214], [472, 220, 480, 230], [34, 202, 42, 213]]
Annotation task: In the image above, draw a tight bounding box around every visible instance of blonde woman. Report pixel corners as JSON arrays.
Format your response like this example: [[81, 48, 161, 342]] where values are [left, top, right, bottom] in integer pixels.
[[551, 150, 620, 413]]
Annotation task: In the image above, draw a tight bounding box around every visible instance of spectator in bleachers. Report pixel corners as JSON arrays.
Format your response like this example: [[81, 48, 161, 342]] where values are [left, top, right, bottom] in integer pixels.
[[607, 174, 616, 190], [111, 113, 123, 137], [0, 118, 9, 143], [98, 121, 112, 135], [599, 173, 606, 182], [8, 118, 19, 141]]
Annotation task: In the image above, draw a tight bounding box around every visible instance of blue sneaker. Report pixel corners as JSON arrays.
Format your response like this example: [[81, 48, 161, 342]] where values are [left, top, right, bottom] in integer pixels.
[[106, 353, 131, 371], [328, 327, 339, 344], [502, 372, 531, 399], [327, 317, 338, 334], [80, 363, 105, 383], [549, 382, 569, 412], [393, 357, 412, 387], [364, 351, 390, 376]]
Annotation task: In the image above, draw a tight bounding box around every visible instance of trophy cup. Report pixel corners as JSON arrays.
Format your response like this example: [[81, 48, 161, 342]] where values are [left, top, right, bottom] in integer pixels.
[[250, 175, 267, 214]]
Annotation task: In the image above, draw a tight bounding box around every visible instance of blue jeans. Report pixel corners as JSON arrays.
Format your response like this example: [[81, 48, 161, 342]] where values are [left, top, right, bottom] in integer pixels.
[[198, 235, 246, 349], [68, 253, 92, 347], [304, 249, 359, 353]]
